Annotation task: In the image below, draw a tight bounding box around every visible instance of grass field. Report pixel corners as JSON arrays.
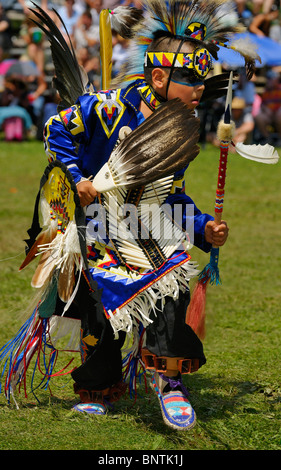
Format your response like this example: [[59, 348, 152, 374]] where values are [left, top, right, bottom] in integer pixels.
[[0, 139, 281, 451]]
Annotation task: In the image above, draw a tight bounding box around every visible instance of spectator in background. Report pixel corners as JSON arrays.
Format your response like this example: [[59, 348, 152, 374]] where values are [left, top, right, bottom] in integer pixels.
[[112, 31, 129, 77], [24, 68, 47, 126], [20, 17, 45, 73], [73, 0, 88, 15], [101, 0, 119, 7], [88, 0, 103, 28], [0, 3, 12, 62], [248, 2, 280, 38], [18, 16, 48, 126], [76, 46, 101, 88], [57, 0, 81, 43], [252, 0, 276, 13], [209, 96, 254, 148], [263, 0, 276, 12], [130, 0, 143, 7], [75, 8, 100, 54], [231, 96, 255, 144], [17, 0, 38, 16], [120, 0, 143, 7], [234, 0, 254, 27], [234, 69, 256, 111], [17, 0, 58, 19], [0, 77, 33, 140], [254, 69, 281, 144], [252, 0, 266, 13]]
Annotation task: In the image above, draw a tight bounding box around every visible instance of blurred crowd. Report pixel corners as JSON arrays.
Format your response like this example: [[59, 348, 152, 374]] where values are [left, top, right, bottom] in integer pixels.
[[0, 0, 281, 145]]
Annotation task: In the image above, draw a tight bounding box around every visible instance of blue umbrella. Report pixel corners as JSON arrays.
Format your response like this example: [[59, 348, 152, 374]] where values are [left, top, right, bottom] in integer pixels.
[[216, 32, 281, 68]]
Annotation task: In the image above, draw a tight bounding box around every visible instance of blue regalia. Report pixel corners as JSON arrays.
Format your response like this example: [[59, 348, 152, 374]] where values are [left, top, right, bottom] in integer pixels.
[[44, 79, 213, 332]]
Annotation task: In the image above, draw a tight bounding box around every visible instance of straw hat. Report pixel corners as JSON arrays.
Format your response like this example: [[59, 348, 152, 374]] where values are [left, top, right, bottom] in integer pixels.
[[232, 97, 246, 109]]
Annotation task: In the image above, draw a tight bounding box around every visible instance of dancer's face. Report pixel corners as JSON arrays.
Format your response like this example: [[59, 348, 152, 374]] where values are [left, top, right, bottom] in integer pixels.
[[151, 42, 206, 110], [166, 72, 205, 110]]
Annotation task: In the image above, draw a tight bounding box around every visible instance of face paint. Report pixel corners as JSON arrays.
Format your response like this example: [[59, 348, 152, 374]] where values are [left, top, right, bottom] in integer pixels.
[[171, 69, 204, 87], [170, 78, 204, 86]]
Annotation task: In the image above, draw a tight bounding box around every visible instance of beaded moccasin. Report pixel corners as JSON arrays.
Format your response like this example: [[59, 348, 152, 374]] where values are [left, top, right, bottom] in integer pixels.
[[151, 372, 196, 430]]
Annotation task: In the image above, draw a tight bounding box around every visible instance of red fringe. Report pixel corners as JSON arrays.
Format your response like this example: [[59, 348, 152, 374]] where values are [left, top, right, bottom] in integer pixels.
[[185, 280, 208, 340]]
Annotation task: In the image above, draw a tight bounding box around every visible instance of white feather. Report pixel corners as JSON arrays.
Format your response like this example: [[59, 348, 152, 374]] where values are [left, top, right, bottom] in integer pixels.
[[109, 6, 132, 28], [235, 142, 280, 164], [229, 37, 261, 62], [109, 5, 143, 38]]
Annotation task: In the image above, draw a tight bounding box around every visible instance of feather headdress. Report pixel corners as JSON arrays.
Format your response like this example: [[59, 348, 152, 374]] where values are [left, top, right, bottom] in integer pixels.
[[112, 0, 260, 88]]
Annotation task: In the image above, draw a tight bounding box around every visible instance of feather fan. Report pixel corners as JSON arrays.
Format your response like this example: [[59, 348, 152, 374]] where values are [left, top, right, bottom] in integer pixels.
[[19, 198, 58, 271], [38, 275, 58, 318], [29, 2, 94, 109], [92, 98, 200, 192], [31, 219, 82, 299]]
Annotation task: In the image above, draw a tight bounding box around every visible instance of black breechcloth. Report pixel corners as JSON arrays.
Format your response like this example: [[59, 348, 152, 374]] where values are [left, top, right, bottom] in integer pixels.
[[58, 277, 206, 391]]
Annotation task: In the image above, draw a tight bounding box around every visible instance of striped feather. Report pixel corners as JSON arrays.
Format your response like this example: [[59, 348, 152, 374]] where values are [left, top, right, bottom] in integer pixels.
[[31, 250, 57, 289], [57, 258, 76, 302], [19, 223, 57, 271]]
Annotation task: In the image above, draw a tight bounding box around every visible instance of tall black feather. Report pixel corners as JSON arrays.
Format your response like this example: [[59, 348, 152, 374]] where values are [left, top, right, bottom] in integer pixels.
[[201, 72, 238, 102], [97, 98, 200, 190], [29, 2, 93, 110]]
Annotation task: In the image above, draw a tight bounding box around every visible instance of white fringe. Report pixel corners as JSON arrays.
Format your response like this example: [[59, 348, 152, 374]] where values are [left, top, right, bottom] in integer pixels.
[[41, 261, 198, 349], [108, 259, 198, 336], [37, 220, 82, 270]]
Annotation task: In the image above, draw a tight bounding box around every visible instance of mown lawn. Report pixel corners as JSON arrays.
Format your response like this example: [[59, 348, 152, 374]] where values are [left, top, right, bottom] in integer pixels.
[[0, 139, 281, 451]]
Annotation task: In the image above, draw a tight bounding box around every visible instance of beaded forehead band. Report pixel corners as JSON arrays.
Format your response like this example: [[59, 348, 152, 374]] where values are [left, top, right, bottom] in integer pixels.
[[144, 47, 212, 80]]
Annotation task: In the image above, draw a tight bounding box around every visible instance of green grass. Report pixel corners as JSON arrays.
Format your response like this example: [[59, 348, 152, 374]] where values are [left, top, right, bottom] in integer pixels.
[[0, 140, 281, 450]]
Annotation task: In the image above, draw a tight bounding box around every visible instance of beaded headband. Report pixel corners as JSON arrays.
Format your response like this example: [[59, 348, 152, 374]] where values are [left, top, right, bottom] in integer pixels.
[[144, 48, 212, 80]]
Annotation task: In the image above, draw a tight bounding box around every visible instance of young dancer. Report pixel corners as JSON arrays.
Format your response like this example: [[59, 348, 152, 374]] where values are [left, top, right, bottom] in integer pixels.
[[0, 1, 258, 431]]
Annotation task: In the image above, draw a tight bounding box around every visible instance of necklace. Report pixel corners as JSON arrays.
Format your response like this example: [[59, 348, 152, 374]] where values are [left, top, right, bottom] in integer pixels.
[[138, 83, 166, 112]]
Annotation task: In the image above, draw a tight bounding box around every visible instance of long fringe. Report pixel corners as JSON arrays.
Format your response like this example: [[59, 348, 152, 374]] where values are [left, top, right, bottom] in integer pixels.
[[0, 308, 78, 407], [108, 260, 198, 335], [122, 322, 148, 400], [0, 260, 198, 404]]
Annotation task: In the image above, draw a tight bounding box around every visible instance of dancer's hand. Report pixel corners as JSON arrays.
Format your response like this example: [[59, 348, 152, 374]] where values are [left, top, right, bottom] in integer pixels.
[[205, 220, 229, 246], [77, 180, 99, 207]]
